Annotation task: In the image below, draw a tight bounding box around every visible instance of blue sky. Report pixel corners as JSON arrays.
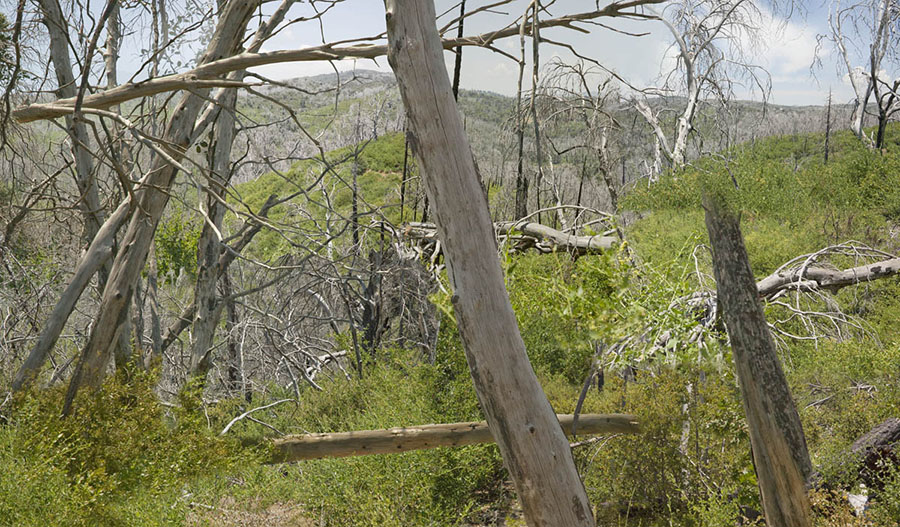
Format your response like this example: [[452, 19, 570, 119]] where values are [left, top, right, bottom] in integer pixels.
[[245, 0, 859, 106]]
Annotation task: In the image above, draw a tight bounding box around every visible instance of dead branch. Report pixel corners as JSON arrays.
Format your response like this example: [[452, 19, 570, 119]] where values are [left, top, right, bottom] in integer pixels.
[[269, 413, 639, 462], [399, 219, 617, 257], [757, 256, 900, 298], [13, 0, 664, 123]]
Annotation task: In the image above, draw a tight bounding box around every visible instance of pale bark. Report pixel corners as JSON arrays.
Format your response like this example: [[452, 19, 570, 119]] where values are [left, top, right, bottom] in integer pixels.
[[635, 0, 752, 170], [271, 414, 639, 462], [159, 194, 277, 354], [704, 196, 812, 526], [62, 0, 259, 414], [494, 221, 614, 253], [384, 1, 595, 525], [529, 1, 545, 221], [189, 90, 237, 380], [186, 0, 292, 380], [756, 257, 900, 298], [37, 0, 105, 244], [827, 0, 898, 149], [11, 199, 131, 392], [185, 0, 292, 373], [634, 98, 674, 168], [402, 220, 617, 255]]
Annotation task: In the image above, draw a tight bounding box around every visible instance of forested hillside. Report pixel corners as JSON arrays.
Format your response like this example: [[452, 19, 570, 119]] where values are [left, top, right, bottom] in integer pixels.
[[2, 0, 900, 526]]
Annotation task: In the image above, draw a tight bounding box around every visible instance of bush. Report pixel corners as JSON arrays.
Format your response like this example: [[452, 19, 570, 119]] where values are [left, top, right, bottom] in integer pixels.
[[0, 372, 242, 526]]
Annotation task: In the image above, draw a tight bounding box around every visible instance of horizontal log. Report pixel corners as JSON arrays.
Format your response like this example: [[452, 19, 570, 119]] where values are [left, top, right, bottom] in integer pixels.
[[402, 221, 617, 255], [756, 257, 900, 298], [269, 413, 639, 462], [496, 221, 618, 253]]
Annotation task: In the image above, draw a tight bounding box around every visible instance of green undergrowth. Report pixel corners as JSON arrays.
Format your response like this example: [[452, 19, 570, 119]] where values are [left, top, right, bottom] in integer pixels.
[[227, 132, 416, 258], [4, 125, 900, 525], [625, 125, 900, 276], [0, 372, 247, 526]]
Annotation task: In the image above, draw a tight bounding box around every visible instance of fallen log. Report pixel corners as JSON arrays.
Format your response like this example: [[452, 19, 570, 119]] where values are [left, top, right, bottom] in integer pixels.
[[402, 221, 618, 256], [809, 418, 900, 490], [495, 221, 618, 254], [269, 413, 638, 462], [756, 252, 900, 299]]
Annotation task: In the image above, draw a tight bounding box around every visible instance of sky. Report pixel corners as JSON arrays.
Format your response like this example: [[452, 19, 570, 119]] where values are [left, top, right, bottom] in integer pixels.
[[244, 0, 860, 107]]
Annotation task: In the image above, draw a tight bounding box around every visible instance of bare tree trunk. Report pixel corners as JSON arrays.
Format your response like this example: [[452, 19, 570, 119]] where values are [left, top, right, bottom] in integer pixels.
[[222, 272, 248, 401], [384, 2, 595, 525], [595, 128, 618, 211], [189, 89, 237, 382], [272, 414, 638, 462], [158, 194, 277, 355], [514, 3, 529, 220], [400, 129, 410, 222], [11, 199, 131, 392], [37, 0, 105, 246], [529, 1, 545, 223], [40, 0, 131, 369], [703, 195, 812, 526], [874, 81, 898, 150], [824, 88, 832, 164], [62, 0, 258, 415], [102, 2, 136, 373], [187, 0, 293, 384], [146, 243, 163, 363]]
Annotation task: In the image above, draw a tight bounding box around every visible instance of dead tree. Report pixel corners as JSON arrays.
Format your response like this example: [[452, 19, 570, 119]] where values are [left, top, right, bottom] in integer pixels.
[[704, 195, 812, 526], [825, 0, 899, 149], [62, 0, 259, 414], [634, 0, 770, 171], [384, 1, 595, 524]]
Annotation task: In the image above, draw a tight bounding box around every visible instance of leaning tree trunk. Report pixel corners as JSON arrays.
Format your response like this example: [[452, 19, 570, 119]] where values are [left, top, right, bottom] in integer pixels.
[[62, 0, 258, 415], [384, 2, 595, 525], [704, 195, 812, 527], [11, 199, 131, 392], [188, 0, 293, 386]]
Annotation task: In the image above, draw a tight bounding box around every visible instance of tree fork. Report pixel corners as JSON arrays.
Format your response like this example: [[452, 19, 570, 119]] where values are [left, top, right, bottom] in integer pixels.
[[61, 0, 259, 415]]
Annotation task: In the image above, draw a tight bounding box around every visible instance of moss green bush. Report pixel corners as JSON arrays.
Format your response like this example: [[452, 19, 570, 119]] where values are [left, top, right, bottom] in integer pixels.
[[0, 372, 243, 526]]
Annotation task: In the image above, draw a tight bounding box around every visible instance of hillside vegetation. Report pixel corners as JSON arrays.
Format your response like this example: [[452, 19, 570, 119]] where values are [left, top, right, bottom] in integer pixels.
[[2, 121, 899, 526]]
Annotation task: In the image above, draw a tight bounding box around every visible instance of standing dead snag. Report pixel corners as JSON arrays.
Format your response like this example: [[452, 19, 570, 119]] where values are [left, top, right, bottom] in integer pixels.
[[384, 1, 595, 526], [704, 195, 812, 526], [61, 0, 260, 415]]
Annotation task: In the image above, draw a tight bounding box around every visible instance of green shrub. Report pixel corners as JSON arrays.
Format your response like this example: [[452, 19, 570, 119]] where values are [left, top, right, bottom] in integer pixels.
[[155, 210, 202, 283], [0, 372, 242, 526]]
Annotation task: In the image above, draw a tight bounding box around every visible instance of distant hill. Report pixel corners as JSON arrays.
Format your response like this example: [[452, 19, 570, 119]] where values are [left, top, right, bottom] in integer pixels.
[[232, 69, 871, 216]]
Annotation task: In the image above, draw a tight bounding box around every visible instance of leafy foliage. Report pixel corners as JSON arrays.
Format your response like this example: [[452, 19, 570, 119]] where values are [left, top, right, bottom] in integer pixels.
[[0, 372, 243, 526]]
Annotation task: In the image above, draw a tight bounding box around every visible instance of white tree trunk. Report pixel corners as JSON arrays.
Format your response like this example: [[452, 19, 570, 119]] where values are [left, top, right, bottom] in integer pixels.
[[11, 199, 131, 392], [190, 90, 237, 379], [384, 2, 595, 525]]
